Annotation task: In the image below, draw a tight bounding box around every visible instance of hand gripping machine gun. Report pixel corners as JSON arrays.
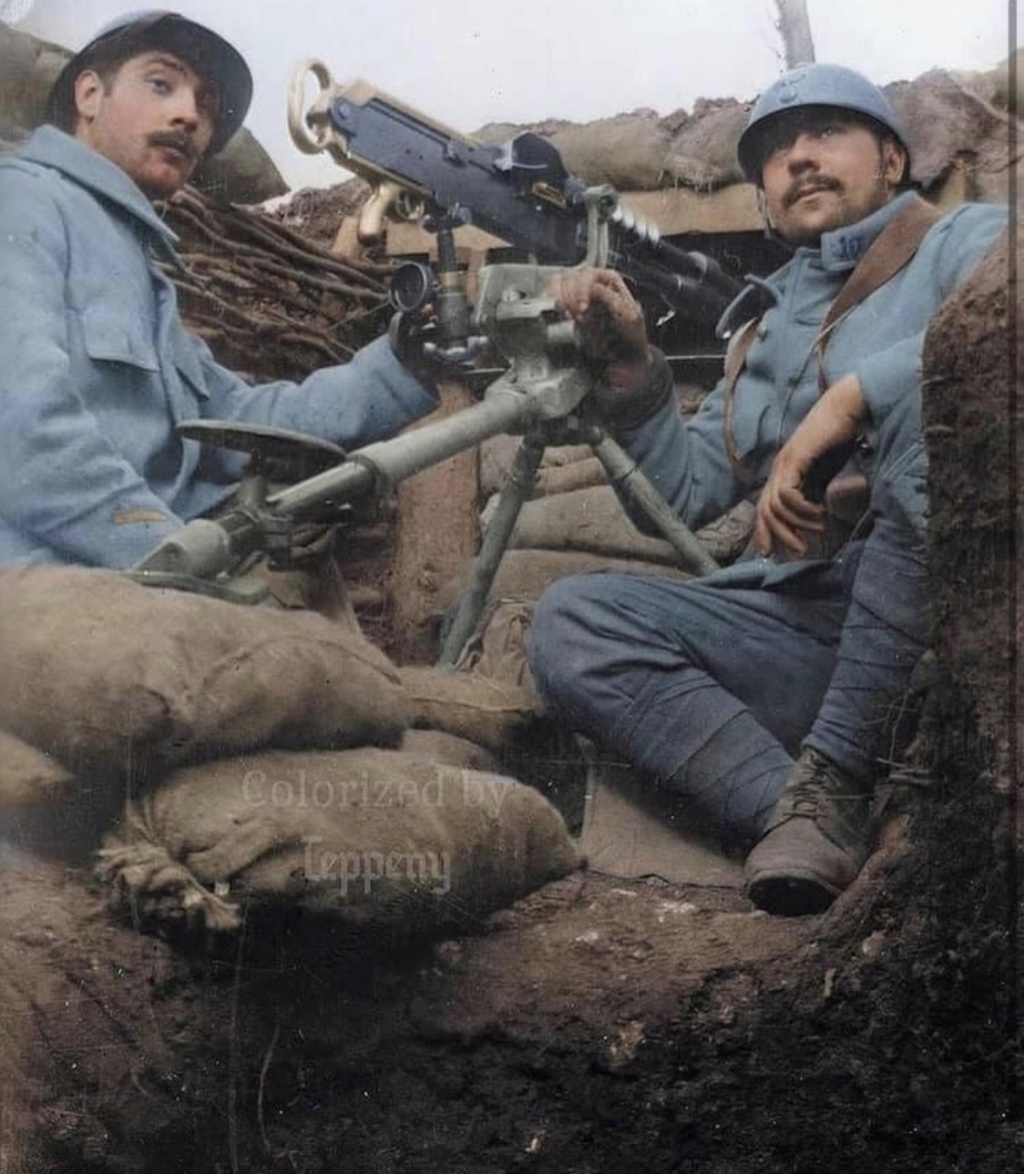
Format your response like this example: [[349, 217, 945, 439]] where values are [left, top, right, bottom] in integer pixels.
[[132, 63, 745, 665]]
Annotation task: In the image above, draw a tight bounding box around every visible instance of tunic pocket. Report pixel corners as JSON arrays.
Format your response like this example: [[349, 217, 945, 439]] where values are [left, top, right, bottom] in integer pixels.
[[79, 302, 160, 372]]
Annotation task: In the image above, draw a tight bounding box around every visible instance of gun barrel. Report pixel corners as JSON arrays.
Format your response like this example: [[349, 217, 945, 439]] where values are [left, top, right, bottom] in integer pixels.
[[301, 71, 743, 325], [609, 237, 742, 321], [136, 388, 532, 583]]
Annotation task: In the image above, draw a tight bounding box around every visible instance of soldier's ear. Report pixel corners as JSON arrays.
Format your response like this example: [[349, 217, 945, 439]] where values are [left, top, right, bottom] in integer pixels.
[[880, 138, 907, 186], [73, 70, 106, 123], [756, 188, 775, 238]]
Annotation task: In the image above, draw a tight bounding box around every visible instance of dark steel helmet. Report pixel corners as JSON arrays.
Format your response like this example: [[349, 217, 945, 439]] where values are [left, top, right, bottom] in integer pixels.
[[737, 63, 910, 184], [45, 10, 253, 155]]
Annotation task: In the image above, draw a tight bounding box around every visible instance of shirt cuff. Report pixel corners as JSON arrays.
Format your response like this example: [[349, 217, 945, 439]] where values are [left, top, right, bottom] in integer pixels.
[[594, 347, 675, 430]]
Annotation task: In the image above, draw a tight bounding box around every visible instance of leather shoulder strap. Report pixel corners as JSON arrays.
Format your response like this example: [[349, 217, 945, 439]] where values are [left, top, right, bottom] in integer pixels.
[[817, 196, 943, 362], [722, 318, 762, 487]]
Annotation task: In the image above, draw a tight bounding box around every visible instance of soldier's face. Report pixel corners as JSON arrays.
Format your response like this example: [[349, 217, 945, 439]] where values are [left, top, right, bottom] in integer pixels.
[[73, 51, 218, 198], [758, 110, 907, 247]]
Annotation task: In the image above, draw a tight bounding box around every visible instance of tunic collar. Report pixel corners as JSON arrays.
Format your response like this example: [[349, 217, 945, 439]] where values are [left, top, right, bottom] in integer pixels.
[[818, 190, 919, 273], [13, 125, 181, 259]]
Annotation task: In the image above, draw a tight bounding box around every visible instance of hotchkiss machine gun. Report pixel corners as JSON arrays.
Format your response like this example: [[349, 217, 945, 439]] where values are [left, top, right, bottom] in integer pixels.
[[133, 62, 750, 665]]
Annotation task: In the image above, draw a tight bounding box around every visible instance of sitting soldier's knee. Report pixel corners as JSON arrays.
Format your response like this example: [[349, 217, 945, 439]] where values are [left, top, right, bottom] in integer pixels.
[[529, 572, 647, 712], [527, 578, 582, 697]]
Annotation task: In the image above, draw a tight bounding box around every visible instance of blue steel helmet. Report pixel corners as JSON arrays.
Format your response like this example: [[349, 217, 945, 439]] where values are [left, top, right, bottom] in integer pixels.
[[45, 10, 253, 155], [737, 63, 910, 185]]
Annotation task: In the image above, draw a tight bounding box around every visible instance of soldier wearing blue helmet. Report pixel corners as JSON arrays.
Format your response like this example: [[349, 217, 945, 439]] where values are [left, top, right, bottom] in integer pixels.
[[527, 63, 1006, 916], [736, 62, 911, 186], [0, 13, 439, 569]]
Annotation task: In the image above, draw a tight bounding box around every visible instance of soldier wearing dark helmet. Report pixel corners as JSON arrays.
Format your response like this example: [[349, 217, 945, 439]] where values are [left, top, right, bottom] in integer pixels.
[[43, 10, 255, 162], [528, 63, 1006, 915], [0, 12, 439, 567]]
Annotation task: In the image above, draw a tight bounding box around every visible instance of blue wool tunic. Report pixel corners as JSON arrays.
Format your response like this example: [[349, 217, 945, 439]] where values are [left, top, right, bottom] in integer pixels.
[[0, 127, 438, 567]]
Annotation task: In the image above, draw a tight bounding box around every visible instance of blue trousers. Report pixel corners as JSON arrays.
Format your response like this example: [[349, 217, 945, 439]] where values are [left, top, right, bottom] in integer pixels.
[[528, 398, 930, 848]]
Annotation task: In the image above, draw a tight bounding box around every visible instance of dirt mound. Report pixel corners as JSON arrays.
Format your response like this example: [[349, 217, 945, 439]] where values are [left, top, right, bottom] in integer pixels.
[[467, 70, 1016, 195], [265, 176, 374, 252]]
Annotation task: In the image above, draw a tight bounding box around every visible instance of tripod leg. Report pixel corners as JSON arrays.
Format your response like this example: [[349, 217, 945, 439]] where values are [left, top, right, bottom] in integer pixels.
[[437, 434, 546, 667], [586, 425, 720, 577]]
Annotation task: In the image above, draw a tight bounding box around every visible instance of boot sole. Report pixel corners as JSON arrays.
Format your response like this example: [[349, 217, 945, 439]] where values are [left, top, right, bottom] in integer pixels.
[[746, 870, 842, 917]]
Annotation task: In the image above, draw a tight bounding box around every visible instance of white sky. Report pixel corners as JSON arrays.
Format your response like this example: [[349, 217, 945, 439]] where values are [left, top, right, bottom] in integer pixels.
[[11, 0, 1019, 189]]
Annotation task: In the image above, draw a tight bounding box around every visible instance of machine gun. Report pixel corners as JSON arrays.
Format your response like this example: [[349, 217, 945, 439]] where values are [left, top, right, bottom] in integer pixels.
[[132, 69, 739, 663], [285, 62, 744, 349]]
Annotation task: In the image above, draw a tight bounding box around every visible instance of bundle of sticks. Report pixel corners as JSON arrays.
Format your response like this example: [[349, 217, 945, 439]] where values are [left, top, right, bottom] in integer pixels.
[[158, 186, 391, 381]]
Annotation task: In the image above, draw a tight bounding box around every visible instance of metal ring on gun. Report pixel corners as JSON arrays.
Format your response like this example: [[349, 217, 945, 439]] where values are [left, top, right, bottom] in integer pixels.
[[288, 58, 335, 154]]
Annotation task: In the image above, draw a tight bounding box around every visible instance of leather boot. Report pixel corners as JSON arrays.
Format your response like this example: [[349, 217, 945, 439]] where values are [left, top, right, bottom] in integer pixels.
[[744, 747, 874, 916]]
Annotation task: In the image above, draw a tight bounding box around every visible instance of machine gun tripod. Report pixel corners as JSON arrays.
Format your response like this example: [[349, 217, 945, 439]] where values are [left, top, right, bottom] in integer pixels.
[[132, 197, 721, 664]]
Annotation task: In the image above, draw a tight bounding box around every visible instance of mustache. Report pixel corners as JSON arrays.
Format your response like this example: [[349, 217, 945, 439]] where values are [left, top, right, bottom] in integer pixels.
[[147, 131, 200, 162], [783, 176, 841, 208]]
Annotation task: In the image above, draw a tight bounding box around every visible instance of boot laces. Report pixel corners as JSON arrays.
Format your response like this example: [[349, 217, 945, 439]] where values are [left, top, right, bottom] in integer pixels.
[[787, 753, 851, 818]]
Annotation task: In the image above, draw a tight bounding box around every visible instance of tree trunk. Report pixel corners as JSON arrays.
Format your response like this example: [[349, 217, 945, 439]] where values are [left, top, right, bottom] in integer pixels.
[[774, 0, 816, 66]]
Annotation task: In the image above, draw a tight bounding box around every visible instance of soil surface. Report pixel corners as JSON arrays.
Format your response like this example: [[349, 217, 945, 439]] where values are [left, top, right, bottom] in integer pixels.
[[0, 783, 1016, 1174]]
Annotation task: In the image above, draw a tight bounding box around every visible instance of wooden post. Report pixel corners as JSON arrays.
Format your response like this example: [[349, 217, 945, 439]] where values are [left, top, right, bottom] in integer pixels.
[[389, 376, 481, 664], [774, 0, 816, 67]]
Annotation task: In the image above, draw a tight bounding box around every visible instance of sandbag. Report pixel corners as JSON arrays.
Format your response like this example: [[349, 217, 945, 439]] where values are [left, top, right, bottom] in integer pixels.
[[533, 456, 607, 497], [97, 747, 579, 931], [662, 99, 749, 190], [486, 487, 756, 568], [400, 666, 541, 753], [0, 729, 73, 807], [399, 728, 499, 773], [0, 566, 408, 777], [548, 113, 673, 190], [0, 23, 66, 131], [190, 129, 289, 204], [479, 435, 594, 499], [488, 484, 681, 564], [438, 549, 694, 613], [454, 601, 536, 692], [887, 69, 1013, 190], [437, 497, 755, 615]]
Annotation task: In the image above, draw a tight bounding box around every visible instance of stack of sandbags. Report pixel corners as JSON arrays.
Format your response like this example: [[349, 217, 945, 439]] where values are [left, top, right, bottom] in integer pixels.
[[0, 21, 66, 131], [474, 434, 754, 600], [0, 565, 579, 933], [0, 565, 409, 789], [474, 69, 1016, 198]]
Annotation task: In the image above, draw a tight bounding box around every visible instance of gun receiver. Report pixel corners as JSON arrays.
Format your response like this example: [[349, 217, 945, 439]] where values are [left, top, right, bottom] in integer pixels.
[[287, 62, 741, 323]]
